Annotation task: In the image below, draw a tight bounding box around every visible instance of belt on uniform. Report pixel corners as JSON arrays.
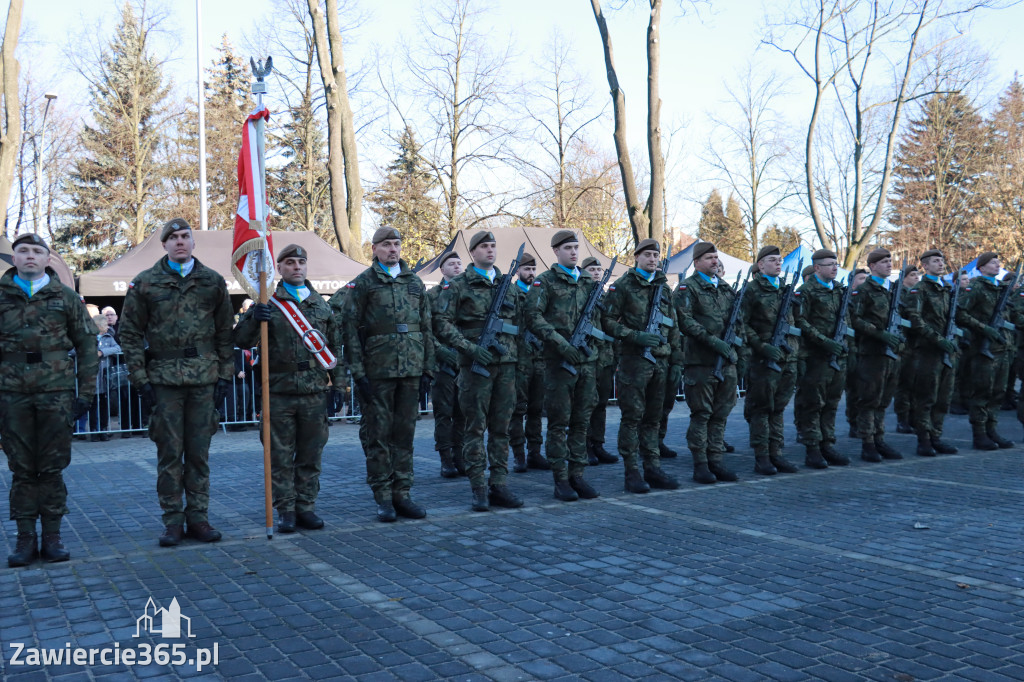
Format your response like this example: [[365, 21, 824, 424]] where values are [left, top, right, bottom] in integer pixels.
[[269, 360, 320, 373], [0, 350, 71, 364], [365, 323, 420, 337], [146, 340, 216, 360]]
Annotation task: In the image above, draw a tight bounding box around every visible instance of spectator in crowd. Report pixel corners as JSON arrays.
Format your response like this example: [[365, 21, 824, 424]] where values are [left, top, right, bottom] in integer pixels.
[[102, 306, 119, 341], [90, 314, 122, 441]]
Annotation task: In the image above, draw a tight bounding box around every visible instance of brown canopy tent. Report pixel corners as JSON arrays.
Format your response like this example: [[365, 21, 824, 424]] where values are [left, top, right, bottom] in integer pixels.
[[0, 235, 76, 289], [415, 227, 629, 284], [78, 230, 367, 297]]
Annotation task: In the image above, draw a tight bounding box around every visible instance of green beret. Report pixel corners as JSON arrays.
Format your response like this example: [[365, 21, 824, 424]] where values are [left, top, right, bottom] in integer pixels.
[[756, 245, 781, 262], [580, 256, 600, 270], [812, 248, 837, 261], [977, 251, 997, 269], [802, 265, 815, 279], [439, 251, 462, 266], [372, 226, 401, 244], [160, 218, 192, 242], [469, 230, 496, 252], [276, 244, 308, 262], [866, 248, 891, 265], [519, 252, 536, 267], [902, 265, 918, 277], [920, 248, 943, 261], [11, 233, 50, 252], [550, 229, 578, 248], [692, 242, 717, 261], [634, 238, 660, 256]]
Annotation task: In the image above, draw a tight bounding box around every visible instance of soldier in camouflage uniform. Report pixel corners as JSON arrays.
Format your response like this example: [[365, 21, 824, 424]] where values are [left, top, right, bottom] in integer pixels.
[[850, 248, 905, 462], [582, 256, 620, 467], [523, 230, 602, 501], [509, 252, 549, 472], [740, 245, 801, 475], [894, 265, 921, 434], [949, 269, 973, 415], [956, 252, 1016, 450], [1010, 283, 1024, 432], [342, 227, 435, 522], [120, 219, 233, 547], [677, 242, 742, 484], [426, 251, 466, 478], [906, 249, 960, 457], [433, 231, 525, 511], [233, 245, 345, 533], [2, 234, 97, 568], [601, 239, 682, 493], [658, 278, 686, 460], [793, 249, 851, 469], [845, 268, 869, 436]]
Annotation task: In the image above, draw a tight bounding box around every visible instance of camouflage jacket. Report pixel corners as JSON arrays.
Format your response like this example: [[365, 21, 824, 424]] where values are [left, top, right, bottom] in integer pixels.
[[957, 275, 1013, 354], [0, 268, 98, 395], [741, 274, 801, 363], [514, 280, 544, 366], [524, 264, 602, 364], [233, 280, 344, 394], [676, 272, 740, 368], [602, 268, 683, 365], [119, 256, 234, 387], [434, 266, 524, 366], [795, 275, 846, 357], [341, 259, 435, 381], [427, 280, 460, 371], [850, 276, 901, 357], [908, 275, 955, 352]]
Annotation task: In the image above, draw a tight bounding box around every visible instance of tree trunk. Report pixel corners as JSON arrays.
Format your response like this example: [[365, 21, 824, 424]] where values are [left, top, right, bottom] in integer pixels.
[[0, 0, 23, 234], [644, 0, 664, 246]]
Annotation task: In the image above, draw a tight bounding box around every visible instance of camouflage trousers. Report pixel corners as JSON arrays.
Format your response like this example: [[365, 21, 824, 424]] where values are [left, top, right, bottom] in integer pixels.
[[893, 356, 915, 423], [745, 357, 797, 455], [150, 384, 220, 526], [510, 359, 544, 453], [458, 362, 517, 488], [684, 364, 738, 466], [909, 349, 955, 439], [588, 361, 615, 445], [853, 353, 899, 442], [261, 392, 328, 512], [432, 366, 465, 453], [794, 353, 845, 447], [543, 358, 597, 480], [360, 377, 418, 501], [659, 364, 683, 443], [1, 390, 74, 528], [962, 349, 1012, 429], [617, 355, 666, 471], [845, 352, 859, 428]]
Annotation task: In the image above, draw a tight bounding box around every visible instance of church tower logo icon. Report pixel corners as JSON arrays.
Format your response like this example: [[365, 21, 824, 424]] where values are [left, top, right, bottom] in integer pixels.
[[133, 597, 195, 638]]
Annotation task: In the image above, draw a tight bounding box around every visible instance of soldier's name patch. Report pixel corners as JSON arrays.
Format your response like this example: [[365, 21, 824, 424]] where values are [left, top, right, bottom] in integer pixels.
[[47, 300, 64, 310]]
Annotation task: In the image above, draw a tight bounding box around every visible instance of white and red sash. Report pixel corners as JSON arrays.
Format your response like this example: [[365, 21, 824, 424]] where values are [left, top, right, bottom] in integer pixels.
[[269, 296, 337, 370]]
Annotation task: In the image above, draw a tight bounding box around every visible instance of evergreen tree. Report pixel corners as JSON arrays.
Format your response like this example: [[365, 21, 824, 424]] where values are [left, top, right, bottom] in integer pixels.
[[59, 1, 173, 269], [367, 126, 444, 263], [760, 224, 801, 257], [697, 190, 749, 258], [270, 94, 330, 240], [203, 35, 249, 230], [979, 77, 1024, 261], [724, 193, 753, 259]]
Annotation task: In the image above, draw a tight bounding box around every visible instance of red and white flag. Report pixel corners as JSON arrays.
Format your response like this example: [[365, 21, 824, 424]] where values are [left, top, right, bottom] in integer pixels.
[[231, 105, 275, 300]]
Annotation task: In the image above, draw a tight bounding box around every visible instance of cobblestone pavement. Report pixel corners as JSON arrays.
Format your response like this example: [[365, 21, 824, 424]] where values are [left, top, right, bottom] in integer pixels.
[[2, 398, 1023, 681]]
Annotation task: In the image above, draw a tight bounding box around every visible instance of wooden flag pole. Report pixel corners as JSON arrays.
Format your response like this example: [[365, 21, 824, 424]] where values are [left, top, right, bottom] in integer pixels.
[[256, 243, 273, 539]]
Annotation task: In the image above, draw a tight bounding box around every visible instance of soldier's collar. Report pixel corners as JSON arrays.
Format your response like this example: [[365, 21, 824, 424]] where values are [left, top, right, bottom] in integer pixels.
[[556, 263, 580, 281], [762, 274, 780, 289], [978, 274, 997, 285], [814, 274, 834, 290], [695, 271, 718, 287], [923, 273, 944, 286], [870, 275, 890, 289], [633, 267, 656, 283]]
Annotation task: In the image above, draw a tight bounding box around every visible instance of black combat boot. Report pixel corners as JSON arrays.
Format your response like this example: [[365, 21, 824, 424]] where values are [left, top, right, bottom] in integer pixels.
[[658, 442, 678, 459], [860, 441, 882, 462], [896, 419, 914, 434], [821, 443, 850, 466], [987, 425, 1014, 449], [471, 486, 490, 512], [643, 467, 680, 490], [972, 424, 999, 451], [931, 436, 958, 454], [393, 495, 427, 519], [724, 441, 736, 453], [296, 511, 324, 529], [453, 447, 468, 476], [592, 441, 618, 464], [874, 439, 902, 460], [586, 440, 600, 466], [375, 496, 397, 522], [277, 511, 297, 534], [624, 469, 651, 494], [186, 521, 222, 543], [708, 462, 738, 482], [7, 532, 38, 568], [488, 484, 524, 509], [569, 474, 600, 499], [693, 462, 717, 484], [527, 449, 550, 470], [915, 435, 936, 457], [511, 445, 528, 473], [804, 446, 828, 469], [440, 449, 460, 478], [553, 476, 579, 502], [754, 454, 777, 476], [159, 524, 184, 547], [770, 453, 799, 473], [848, 424, 860, 439]]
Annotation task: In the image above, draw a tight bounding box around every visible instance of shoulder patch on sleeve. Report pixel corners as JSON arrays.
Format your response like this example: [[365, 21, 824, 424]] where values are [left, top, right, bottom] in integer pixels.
[[910, 289, 918, 293], [128, 281, 136, 289], [965, 287, 972, 291], [442, 283, 450, 290], [346, 282, 357, 288], [680, 285, 687, 290], [852, 291, 859, 296], [533, 281, 542, 287], [608, 285, 615, 291]]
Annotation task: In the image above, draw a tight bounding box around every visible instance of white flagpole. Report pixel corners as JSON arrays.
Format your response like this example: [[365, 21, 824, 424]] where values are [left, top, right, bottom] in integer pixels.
[[196, 0, 208, 230]]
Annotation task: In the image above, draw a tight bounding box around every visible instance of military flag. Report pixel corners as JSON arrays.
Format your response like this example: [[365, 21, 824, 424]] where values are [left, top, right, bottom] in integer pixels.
[[230, 104, 275, 299]]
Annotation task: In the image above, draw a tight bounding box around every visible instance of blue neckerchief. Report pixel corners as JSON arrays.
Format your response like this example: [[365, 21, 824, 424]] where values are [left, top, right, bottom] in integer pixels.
[[815, 274, 833, 290], [282, 281, 310, 302], [979, 274, 997, 285], [763, 274, 780, 289], [168, 259, 195, 278], [557, 264, 579, 281], [924, 274, 944, 287], [516, 280, 530, 293], [377, 262, 401, 278], [635, 267, 656, 282], [473, 266, 496, 282], [696, 271, 718, 287], [13, 273, 48, 297], [870, 275, 890, 290]]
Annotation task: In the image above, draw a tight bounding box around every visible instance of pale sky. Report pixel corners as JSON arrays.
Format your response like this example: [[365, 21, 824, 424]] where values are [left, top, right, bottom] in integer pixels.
[[19, 0, 1024, 241]]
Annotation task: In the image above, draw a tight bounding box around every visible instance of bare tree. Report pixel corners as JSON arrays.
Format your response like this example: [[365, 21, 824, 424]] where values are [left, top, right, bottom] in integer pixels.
[[0, 0, 23, 231]]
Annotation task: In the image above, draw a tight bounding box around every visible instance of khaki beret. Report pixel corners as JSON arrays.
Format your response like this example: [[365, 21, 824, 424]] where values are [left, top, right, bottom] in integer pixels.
[[802, 265, 815, 279], [519, 252, 535, 267], [977, 251, 998, 269], [634, 238, 660, 256], [276, 244, 308, 262], [866, 248, 891, 265], [812, 248, 837, 261], [11, 233, 50, 252], [160, 218, 192, 242], [756, 245, 781, 262], [921, 248, 943, 261], [550, 229, 578, 248], [469, 230, 495, 252], [692, 242, 717, 261], [580, 256, 600, 270], [372, 226, 401, 244], [439, 251, 462, 266]]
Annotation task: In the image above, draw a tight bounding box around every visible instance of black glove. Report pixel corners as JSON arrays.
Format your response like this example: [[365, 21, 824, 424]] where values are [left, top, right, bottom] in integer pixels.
[[760, 345, 784, 363], [329, 388, 343, 413], [632, 331, 663, 347], [139, 383, 156, 408], [73, 396, 92, 420], [420, 374, 433, 396], [555, 339, 582, 365], [253, 303, 273, 322], [469, 346, 494, 366], [215, 378, 231, 404], [821, 338, 846, 356], [936, 338, 957, 354], [979, 325, 1003, 342], [879, 331, 903, 349], [355, 376, 373, 401]]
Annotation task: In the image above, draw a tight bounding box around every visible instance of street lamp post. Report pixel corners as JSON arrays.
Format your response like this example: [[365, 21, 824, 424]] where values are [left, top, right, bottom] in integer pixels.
[[34, 92, 58, 236]]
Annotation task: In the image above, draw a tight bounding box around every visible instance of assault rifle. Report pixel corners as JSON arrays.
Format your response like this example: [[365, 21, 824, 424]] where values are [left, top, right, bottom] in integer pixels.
[[560, 256, 618, 375], [470, 243, 526, 377], [712, 269, 751, 382], [883, 261, 912, 361], [828, 272, 857, 372], [979, 260, 1022, 360], [641, 247, 674, 364], [941, 265, 963, 369], [766, 260, 804, 373]]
